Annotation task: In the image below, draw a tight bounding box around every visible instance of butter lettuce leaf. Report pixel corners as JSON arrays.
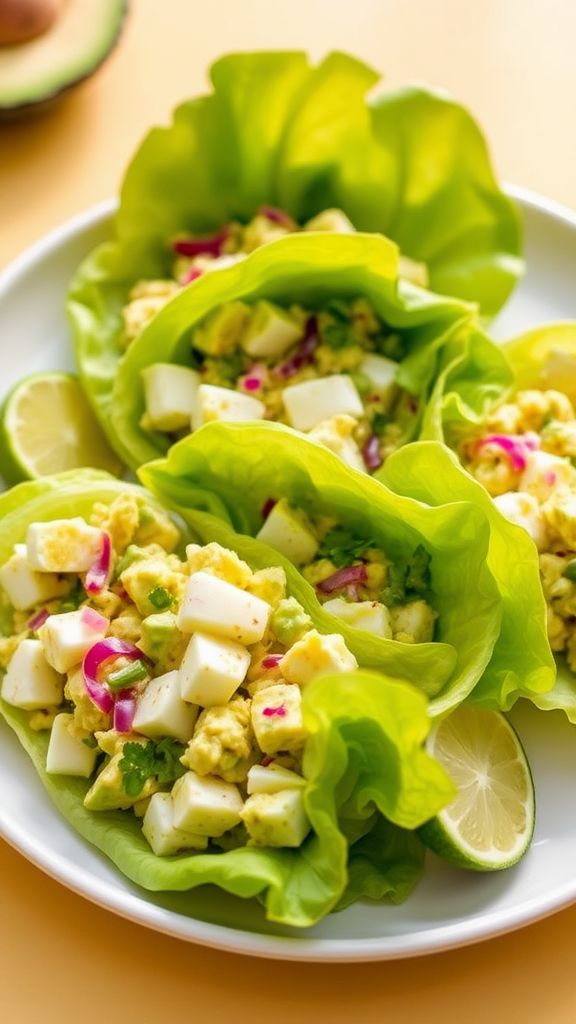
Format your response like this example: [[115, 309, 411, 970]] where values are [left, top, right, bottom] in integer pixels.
[[140, 421, 502, 716], [107, 231, 472, 469], [0, 471, 454, 934], [68, 50, 521, 453], [378, 441, 555, 711]]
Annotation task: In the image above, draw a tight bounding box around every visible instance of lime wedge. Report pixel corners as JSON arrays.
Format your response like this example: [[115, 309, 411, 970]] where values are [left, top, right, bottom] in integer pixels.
[[0, 372, 122, 484], [419, 705, 535, 871]]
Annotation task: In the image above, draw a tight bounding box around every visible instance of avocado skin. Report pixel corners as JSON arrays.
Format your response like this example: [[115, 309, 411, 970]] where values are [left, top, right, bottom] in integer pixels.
[[0, 0, 129, 117]]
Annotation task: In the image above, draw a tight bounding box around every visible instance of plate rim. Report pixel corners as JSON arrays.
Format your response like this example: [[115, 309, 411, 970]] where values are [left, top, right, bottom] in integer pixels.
[[1, 186, 576, 962]]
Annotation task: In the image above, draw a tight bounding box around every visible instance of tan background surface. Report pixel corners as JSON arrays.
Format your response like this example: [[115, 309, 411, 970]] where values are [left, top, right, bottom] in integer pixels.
[[2, 1, 576, 1020]]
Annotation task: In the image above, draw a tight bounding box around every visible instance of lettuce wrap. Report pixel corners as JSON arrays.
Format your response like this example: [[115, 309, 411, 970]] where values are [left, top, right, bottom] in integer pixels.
[[420, 323, 576, 717], [377, 441, 555, 711], [101, 232, 499, 471], [68, 50, 522, 450], [0, 472, 455, 927], [139, 422, 503, 717]]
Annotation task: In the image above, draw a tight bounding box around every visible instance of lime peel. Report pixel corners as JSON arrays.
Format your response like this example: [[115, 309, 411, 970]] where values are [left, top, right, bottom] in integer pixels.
[[0, 372, 122, 484], [419, 705, 535, 871]]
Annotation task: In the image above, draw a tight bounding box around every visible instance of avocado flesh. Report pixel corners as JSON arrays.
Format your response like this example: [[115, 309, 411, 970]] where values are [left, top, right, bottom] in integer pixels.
[[0, 0, 127, 111]]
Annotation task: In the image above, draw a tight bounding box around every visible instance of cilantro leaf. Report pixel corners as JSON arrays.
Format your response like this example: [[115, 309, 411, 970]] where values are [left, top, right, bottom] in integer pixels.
[[378, 333, 405, 361], [381, 545, 432, 607], [321, 321, 355, 350], [318, 527, 373, 568], [324, 299, 351, 321], [371, 411, 391, 435], [406, 545, 432, 594], [119, 739, 186, 797]]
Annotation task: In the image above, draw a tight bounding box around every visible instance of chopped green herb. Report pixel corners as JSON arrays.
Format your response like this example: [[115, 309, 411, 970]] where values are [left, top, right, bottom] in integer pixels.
[[406, 545, 432, 594], [379, 333, 405, 361], [382, 545, 432, 606], [114, 544, 148, 580], [148, 585, 173, 610], [318, 527, 373, 569], [202, 353, 246, 385], [321, 321, 354, 350], [107, 659, 149, 691], [119, 739, 186, 797], [563, 560, 576, 582], [324, 299, 351, 321], [381, 563, 408, 606], [371, 411, 391, 435], [59, 578, 86, 613]]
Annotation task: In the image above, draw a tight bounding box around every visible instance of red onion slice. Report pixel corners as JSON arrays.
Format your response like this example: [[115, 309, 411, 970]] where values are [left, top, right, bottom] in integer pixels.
[[258, 205, 295, 228], [317, 564, 368, 595], [27, 608, 49, 631], [85, 533, 111, 595], [362, 434, 383, 471], [262, 703, 287, 718], [173, 229, 230, 258], [261, 497, 277, 520], [113, 693, 137, 733], [181, 266, 204, 285], [476, 434, 532, 472], [80, 607, 109, 631], [262, 654, 283, 669], [83, 637, 143, 715], [273, 317, 318, 380]]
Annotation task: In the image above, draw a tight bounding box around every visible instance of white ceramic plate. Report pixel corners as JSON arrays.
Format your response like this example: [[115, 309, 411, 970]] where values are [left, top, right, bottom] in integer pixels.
[[1, 189, 576, 962]]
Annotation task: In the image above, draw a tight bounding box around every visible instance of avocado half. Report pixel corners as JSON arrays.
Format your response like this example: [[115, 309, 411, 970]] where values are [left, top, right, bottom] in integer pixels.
[[0, 0, 128, 114]]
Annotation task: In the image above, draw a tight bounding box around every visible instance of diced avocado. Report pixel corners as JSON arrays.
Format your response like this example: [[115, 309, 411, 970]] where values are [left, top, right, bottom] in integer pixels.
[[120, 557, 186, 617], [192, 301, 251, 356], [135, 503, 180, 551], [114, 544, 151, 579], [138, 611, 188, 674], [256, 499, 319, 566], [241, 301, 303, 359], [84, 752, 158, 811], [271, 597, 312, 646], [65, 667, 111, 734], [0, 0, 127, 114]]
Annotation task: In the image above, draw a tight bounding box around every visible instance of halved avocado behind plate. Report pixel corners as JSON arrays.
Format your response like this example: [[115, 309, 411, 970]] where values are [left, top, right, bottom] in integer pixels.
[[0, 0, 128, 115]]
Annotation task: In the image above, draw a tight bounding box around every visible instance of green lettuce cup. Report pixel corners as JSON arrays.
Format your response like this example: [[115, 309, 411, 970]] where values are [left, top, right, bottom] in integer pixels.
[[0, 472, 454, 927], [68, 50, 522, 451], [139, 421, 503, 717], [98, 232, 507, 472], [417, 324, 576, 716], [377, 441, 555, 712]]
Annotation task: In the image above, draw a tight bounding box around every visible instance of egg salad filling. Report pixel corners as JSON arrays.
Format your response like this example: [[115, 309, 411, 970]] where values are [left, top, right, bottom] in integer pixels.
[[122, 205, 428, 348], [138, 293, 421, 474], [256, 498, 436, 643], [0, 494, 362, 855], [460, 386, 576, 668]]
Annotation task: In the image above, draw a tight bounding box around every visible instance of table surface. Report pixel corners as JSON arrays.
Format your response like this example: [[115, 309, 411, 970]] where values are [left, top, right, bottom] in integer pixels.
[[2, 1, 576, 1020]]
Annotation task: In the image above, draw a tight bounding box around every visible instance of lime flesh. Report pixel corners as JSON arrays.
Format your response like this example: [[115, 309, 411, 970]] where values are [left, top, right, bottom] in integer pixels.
[[420, 704, 535, 871], [0, 372, 122, 484]]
